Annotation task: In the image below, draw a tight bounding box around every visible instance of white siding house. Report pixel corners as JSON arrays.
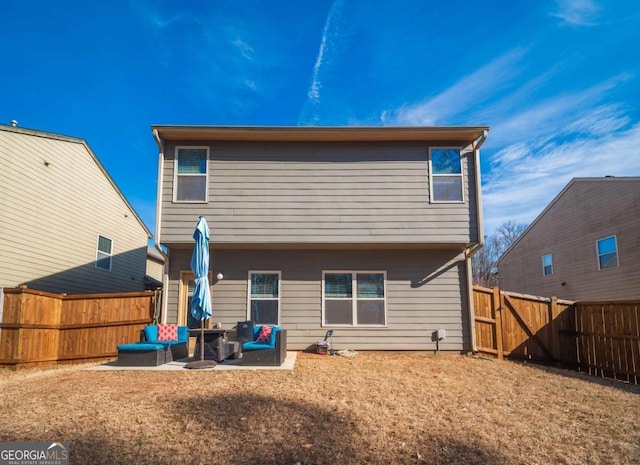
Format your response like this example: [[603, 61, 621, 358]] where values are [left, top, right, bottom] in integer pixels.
[[0, 124, 151, 294]]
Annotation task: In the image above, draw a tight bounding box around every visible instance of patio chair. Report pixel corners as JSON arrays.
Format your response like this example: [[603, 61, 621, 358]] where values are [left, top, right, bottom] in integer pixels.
[[234, 321, 287, 366]]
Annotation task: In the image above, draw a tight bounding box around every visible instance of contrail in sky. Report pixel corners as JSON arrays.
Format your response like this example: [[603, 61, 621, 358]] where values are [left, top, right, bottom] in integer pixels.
[[298, 0, 345, 125]]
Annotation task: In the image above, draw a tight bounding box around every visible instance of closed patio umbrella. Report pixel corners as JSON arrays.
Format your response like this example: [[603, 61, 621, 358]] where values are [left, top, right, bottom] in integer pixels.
[[185, 216, 217, 369]]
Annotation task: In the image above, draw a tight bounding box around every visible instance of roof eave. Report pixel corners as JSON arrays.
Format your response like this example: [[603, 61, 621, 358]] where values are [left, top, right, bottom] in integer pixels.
[[150, 125, 490, 143]]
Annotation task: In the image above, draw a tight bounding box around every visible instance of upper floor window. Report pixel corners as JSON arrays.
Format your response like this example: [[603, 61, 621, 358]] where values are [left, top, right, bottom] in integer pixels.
[[96, 235, 112, 271], [597, 235, 618, 270], [542, 254, 553, 276], [174, 147, 209, 202], [322, 271, 387, 327], [248, 271, 280, 325], [429, 148, 463, 202]]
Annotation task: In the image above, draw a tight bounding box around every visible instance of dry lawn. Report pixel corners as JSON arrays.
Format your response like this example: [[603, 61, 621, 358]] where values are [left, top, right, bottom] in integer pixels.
[[0, 352, 638, 465]]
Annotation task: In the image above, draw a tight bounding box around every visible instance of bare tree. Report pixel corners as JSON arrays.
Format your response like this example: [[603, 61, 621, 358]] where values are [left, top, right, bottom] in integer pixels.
[[472, 220, 527, 287], [495, 220, 527, 252], [472, 234, 500, 287]]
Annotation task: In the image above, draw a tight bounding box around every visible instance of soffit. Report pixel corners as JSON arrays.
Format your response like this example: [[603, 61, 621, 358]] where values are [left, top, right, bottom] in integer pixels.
[[152, 125, 489, 143]]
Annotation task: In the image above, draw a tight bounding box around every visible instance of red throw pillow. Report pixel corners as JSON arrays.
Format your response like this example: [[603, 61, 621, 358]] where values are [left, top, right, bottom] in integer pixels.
[[157, 323, 178, 341], [256, 326, 273, 343]]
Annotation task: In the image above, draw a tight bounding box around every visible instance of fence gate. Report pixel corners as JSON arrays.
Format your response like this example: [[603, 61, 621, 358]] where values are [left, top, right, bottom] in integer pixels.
[[473, 286, 574, 363]]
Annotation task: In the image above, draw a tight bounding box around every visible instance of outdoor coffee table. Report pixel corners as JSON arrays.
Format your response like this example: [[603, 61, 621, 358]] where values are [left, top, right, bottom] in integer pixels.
[[189, 328, 237, 362]]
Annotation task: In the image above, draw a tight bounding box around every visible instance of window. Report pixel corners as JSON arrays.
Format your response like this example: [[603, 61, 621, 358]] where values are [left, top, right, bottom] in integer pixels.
[[95, 235, 112, 271], [542, 254, 553, 276], [248, 271, 280, 325], [429, 148, 463, 202], [597, 236, 618, 270], [174, 147, 208, 202], [323, 271, 386, 327]]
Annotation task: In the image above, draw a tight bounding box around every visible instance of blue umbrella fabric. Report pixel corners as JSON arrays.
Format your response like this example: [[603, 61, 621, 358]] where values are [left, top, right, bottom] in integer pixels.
[[190, 216, 212, 322]]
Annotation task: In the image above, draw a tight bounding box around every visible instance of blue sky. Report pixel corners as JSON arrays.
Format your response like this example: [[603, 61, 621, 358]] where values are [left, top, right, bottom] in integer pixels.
[[2, 0, 639, 235]]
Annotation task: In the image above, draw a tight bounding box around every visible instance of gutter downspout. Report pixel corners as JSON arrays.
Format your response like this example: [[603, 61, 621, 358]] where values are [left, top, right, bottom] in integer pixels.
[[465, 130, 488, 353], [153, 129, 170, 324]]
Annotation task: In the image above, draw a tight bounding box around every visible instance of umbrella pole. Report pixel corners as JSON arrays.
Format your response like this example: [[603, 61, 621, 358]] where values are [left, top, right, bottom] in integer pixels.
[[185, 317, 217, 369], [200, 319, 205, 361]]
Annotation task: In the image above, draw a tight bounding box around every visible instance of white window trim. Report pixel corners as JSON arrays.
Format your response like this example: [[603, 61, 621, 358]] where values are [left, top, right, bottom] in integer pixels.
[[173, 145, 210, 203], [321, 270, 387, 328], [596, 235, 619, 271], [542, 254, 553, 276], [428, 146, 465, 204], [247, 270, 281, 325], [95, 234, 113, 272]]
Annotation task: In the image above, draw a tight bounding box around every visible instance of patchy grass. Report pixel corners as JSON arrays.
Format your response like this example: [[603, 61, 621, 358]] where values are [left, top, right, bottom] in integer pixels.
[[0, 353, 638, 465]]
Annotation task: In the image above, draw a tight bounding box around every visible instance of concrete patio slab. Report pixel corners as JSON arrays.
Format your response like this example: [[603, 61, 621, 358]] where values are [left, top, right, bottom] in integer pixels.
[[87, 351, 297, 371]]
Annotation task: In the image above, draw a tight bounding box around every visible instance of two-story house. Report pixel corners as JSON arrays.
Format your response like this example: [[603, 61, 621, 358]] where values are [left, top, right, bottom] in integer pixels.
[[152, 125, 488, 351], [0, 123, 151, 294], [498, 177, 640, 301]]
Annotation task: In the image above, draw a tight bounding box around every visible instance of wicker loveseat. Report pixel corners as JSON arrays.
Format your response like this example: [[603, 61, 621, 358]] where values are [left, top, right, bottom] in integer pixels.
[[116, 324, 189, 366]]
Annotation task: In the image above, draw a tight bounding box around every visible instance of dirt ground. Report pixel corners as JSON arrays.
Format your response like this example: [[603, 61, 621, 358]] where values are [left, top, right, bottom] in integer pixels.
[[0, 352, 638, 465]]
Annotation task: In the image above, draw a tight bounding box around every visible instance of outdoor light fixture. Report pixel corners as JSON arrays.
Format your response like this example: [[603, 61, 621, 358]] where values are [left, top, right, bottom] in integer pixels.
[[216, 272, 224, 281]]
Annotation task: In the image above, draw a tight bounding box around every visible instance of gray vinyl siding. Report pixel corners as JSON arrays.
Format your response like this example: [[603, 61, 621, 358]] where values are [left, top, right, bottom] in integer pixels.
[[0, 127, 149, 294], [498, 178, 640, 301], [160, 141, 478, 245], [167, 248, 471, 351]]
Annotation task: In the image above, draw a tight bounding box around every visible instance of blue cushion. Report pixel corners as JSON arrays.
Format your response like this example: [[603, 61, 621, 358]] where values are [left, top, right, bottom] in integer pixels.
[[118, 342, 164, 351], [243, 326, 280, 350], [143, 325, 188, 342], [177, 325, 188, 342], [243, 340, 275, 351], [144, 325, 159, 342]]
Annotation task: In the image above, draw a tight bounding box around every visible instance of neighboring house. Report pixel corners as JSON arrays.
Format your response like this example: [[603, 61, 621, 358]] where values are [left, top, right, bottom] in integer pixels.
[[145, 246, 164, 290], [498, 177, 640, 301], [0, 123, 151, 294], [152, 125, 489, 351]]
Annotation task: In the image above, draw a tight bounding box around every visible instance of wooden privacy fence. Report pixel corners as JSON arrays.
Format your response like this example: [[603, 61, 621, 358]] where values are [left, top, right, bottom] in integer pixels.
[[0, 287, 156, 370], [568, 301, 640, 384], [473, 286, 640, 384]]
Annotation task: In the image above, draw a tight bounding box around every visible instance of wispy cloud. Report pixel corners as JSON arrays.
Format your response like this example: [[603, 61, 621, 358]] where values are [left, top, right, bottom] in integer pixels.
[[298, 0, 346, 125], [137, 3, 287, 112], [387, 48, 527, 126], [147, 11, 200, 29], [232, 39, 255, 61], [564, 103, 630, 136], [483, 108, 639, 233], [487, 73, 632, 148], [551, 0, 602, 26]]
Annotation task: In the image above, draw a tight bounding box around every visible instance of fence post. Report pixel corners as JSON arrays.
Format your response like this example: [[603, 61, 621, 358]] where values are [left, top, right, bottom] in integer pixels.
[[493, 287, 504, 360], [548, 297, 559, 362], [15, 288, 26, 361]]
